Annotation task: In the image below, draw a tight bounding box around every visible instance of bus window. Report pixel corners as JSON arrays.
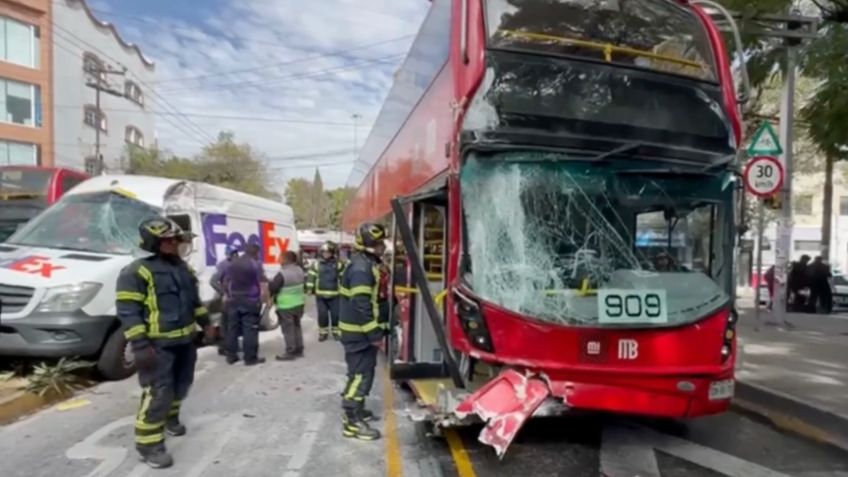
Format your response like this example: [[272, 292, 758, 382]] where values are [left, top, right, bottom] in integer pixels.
[[422, 207, 445, 283], [59, 173, 85, 197]]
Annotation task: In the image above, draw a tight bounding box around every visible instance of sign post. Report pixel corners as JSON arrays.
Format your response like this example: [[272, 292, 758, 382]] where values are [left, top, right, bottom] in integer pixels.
[[743, 154, 784, 328]]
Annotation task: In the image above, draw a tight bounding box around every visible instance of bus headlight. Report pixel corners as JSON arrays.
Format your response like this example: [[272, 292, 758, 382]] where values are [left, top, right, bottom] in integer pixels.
[[721, 308, 738, 363], [37, 283, 102, 313], [454, 290, 494, 353]]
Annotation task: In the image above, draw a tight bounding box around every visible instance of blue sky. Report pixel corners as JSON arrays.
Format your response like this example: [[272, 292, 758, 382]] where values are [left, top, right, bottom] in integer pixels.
[[84, 0, 430, 190]]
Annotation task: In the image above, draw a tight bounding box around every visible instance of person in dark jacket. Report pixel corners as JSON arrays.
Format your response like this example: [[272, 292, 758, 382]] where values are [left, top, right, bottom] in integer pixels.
[[222, 243, 268, 365], [808, 256, 833, 313], [788, 255, 811, 311], [210, 246, 239, 355], [116, 217, 214, 469], [270, 251, 306, 360], [306, 241, 345, 341], [339, 222, 388, 441]]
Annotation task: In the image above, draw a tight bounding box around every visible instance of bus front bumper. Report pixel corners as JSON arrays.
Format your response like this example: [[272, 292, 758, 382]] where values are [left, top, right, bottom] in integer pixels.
[[0, 311, 113, 358]]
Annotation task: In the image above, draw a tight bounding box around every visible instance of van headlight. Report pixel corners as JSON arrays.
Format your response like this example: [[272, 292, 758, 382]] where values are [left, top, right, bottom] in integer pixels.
[[37, 283, 102, 313]]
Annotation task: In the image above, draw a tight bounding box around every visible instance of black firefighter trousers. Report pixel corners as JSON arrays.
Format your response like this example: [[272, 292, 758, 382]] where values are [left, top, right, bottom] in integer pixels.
[[341, 344, 378, 415], [135, 343, 197, 449], [316, 296, 340, 337]]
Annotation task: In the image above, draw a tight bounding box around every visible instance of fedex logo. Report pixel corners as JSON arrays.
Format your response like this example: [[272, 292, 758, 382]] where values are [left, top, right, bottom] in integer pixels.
[[0, 255, 65, 278], [202, 213, 290, 266]]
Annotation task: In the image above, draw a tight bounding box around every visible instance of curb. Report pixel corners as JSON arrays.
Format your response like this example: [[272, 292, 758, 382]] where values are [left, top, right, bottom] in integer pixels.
[[732, 381, 848, 453]]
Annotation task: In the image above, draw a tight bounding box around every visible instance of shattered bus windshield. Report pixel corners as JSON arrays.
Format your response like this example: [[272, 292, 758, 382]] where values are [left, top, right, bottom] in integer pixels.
[[6, 192, 160, 255], [485, 0, 716, 81], [460, 152, 732, 327]]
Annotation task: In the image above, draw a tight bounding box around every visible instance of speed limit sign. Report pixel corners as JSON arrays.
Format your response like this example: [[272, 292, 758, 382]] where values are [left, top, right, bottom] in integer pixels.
[[743, 156, 784, 197]]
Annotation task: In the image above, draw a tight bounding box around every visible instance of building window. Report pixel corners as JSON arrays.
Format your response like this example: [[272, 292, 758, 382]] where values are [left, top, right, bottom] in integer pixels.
[[840, 196, 848, 216], [84, 156, 99, 175], [0, 78, 38, 126], [794, 195, 813, 216], [794, 240, 821, 252], [125, 81, 144, 106], [83, 105, 106, 132], [125, 126, 144, 147], [0, 17, 39, 68], [0, 140, 37, 165], [83, 52, 105, 81]]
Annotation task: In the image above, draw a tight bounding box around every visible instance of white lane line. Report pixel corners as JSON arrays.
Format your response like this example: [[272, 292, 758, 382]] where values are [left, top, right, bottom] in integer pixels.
[[282, 411, 325, 477], [65, 416, 135, 477]]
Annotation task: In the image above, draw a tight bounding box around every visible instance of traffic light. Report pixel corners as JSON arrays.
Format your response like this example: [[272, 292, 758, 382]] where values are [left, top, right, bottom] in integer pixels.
[[763, 193, 781, 210]]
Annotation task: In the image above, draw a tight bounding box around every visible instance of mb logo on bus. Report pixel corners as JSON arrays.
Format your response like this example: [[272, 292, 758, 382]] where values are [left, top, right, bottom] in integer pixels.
[[618, 339, 639, 360]]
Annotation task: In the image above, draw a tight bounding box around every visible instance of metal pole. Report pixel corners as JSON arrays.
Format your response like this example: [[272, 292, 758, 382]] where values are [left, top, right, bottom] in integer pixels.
[[754, 200, 765, 329], [94, 81, 102, 174], [352, 113, 361, 158], [770, 46, 796, 327]]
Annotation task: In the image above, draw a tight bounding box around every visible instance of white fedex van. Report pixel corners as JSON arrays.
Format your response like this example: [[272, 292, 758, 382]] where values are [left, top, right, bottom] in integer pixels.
[[0, 175, 297, 380]]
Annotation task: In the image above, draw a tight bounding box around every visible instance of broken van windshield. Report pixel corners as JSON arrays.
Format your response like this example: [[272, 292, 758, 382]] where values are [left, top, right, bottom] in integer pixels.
[[7, 192, 160, 255], [460, 152, 732, 327]]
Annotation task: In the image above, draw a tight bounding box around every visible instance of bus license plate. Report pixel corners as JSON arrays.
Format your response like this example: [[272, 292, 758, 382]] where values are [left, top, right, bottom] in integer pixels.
[[708, 379, 734, 401]]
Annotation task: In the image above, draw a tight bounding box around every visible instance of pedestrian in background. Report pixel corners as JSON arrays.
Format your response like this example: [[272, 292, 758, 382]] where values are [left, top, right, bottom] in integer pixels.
[[116, 217, 214, 469], [808, 256, 833, 313], [270, 250, 306, 360], [210, 246, 239, 355], [222, 243, 268, 365], [788, 255, 811, 311]]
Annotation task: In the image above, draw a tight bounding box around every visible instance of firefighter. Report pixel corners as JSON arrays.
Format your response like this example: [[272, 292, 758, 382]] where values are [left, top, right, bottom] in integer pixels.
[[307, 241, 345, 341], [116, 217, 214, 469], [339, 223, 388, 441]]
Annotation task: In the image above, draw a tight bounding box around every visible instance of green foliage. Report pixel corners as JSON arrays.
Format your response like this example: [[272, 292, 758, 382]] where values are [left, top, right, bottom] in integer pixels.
[[127, 132, 279, 200], [24, 358, 94, 398], [284, 173, 355, 229]]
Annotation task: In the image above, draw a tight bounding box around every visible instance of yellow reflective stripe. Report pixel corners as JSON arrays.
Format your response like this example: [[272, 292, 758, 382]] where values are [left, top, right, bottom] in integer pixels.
[[124, 325, 147, 340], [137, 387, 152, 422], [338, 320, 380, 334], [135, 420, 164, 430], [117, 291, 145, 302], [345, 374, 363, 400], [340, 285, 372, 297], [315, 290, 339, 297], [194, 306, 208, 317], [149, 323, 196, 339], [135, 433, 165, 444], [137, 266, 160, 336], [171, 400, 182, 407]]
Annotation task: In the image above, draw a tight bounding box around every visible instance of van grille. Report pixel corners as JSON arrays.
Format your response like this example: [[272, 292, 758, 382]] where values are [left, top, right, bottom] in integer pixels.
[[0, 283, 34, 314]]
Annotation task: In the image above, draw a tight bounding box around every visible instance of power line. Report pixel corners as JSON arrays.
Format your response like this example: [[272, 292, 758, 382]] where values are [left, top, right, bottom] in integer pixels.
[[52, 104, 369, 127], [51, 31, 212, 148], [269, 159, 356, 170], [157, 53, 405, 94], [265, 148, 360, 163], [51, 23, 217, 146]]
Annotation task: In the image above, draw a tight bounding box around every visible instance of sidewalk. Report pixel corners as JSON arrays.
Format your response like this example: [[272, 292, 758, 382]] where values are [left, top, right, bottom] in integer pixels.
[[735, 298, 848, 451]]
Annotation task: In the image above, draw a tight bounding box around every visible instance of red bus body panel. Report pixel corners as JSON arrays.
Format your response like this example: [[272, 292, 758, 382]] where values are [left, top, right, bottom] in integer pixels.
[[344, 0, 740, 453], [0, 165, 89, 204]]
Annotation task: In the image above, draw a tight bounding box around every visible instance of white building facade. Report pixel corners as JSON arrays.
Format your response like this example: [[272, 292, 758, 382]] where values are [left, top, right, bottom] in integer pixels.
[[52, 0, 155, 173]]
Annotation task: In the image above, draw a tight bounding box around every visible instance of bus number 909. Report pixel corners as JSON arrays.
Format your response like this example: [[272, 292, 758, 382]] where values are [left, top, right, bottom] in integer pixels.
[[598, 290, 668, 324]]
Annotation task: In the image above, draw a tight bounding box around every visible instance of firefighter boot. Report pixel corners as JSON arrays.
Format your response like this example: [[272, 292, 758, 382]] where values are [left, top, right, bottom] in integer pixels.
[[318, 329, 329, 342], [332, 327, 342, 340], [342, 409, 381, 441], [137, 445, 174, 469], [165, 417, 187, 436], [358, 402, 379, 422]]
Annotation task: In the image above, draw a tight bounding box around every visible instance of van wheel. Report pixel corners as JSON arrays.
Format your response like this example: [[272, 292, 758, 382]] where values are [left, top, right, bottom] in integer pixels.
[[259, 306, 279, 331], [97, 328, 136, 380]]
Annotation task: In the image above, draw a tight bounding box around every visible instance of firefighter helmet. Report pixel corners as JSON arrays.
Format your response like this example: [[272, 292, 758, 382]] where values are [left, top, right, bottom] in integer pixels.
[[139, 217, 193, 253], [320, 241, 338, 254], [354, 222, 387, 250]]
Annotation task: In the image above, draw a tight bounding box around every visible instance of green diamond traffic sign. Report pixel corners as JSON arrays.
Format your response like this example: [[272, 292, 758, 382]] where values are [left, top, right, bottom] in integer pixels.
[[747, 121, 783, 156]]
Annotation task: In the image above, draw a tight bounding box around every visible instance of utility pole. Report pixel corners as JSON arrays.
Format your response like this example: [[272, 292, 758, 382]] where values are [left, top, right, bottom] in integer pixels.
[[86, 64, 126, 174], [352, 113, 361, 159]]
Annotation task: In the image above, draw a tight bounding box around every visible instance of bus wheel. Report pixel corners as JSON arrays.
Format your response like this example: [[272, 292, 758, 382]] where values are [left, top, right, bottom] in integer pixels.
[[97, 328, 136, 381]]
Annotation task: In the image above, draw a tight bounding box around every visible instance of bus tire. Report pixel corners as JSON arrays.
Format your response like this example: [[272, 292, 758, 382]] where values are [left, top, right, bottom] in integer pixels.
[[97, 328, 136, 381]]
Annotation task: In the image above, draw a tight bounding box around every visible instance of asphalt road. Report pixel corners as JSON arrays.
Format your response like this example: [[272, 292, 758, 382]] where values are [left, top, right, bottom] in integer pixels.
[[1, 304, 847, 477]]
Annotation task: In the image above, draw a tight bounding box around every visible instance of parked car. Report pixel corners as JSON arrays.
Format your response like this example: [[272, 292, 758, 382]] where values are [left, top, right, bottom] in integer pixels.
[[831, 273, 848, 310]]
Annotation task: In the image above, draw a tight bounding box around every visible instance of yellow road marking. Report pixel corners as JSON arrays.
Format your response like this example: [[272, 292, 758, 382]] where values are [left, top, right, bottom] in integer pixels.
[[445, 429, 477, 477], [383, 367, 403, 477]]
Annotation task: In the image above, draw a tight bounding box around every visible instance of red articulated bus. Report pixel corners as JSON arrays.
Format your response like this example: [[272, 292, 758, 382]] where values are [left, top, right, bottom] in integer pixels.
[[344, 0, 747, 456], [0, 166, 90, 242]]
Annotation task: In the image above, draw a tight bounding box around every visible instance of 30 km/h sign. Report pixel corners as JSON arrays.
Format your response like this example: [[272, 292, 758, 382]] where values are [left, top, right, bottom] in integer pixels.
[[744, 156, 784, 197]]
